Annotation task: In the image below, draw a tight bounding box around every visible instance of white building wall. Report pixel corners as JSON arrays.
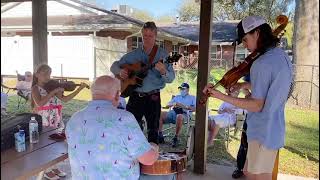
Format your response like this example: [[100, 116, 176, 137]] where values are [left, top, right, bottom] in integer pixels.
[[48, 35, 93, 79], [1, 35, 93, 79], [1, 36, 33, 75], [92, 36, 127, 78]]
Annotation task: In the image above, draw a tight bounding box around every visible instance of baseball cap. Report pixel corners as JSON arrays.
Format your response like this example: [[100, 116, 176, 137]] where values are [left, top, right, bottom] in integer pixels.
[[178, 83, 189, 89], [236, 16, 267, 44]]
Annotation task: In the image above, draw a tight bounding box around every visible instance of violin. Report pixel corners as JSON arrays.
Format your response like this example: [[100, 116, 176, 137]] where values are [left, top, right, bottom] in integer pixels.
[[43, 79, 90, 93], [199, 15, 288, 105]]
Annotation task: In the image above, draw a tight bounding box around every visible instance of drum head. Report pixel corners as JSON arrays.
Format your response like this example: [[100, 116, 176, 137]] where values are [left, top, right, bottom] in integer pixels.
[[186, 125, 195, 161]]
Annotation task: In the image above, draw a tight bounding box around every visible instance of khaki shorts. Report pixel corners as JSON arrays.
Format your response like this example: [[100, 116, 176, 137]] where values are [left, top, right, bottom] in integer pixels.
[[244, 140, 278, 174]]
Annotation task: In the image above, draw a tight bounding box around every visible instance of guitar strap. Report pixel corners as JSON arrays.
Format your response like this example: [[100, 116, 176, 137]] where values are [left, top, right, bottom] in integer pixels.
[[148, 45, 158, 65]]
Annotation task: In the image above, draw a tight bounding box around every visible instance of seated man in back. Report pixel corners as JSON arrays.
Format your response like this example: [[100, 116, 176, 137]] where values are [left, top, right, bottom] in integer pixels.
[[15, 71, 32, 100], [207, 90, 247, 145], [66, 75, 159, 180], [158, 83, 196, 147]]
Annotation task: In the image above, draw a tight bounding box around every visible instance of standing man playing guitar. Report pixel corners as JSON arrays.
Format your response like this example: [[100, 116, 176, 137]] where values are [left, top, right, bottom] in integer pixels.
[[110, 21, 175, 144]]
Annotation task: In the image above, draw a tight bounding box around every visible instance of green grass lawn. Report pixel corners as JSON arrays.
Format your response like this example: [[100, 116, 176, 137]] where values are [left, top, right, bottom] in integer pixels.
[[2, 72, 319, 178]]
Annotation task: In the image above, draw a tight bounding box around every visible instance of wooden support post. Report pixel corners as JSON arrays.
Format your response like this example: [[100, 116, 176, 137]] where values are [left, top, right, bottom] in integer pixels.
[[194, 0, 213, 174], [32, 0, 48, 71], [272, 150, 279, 180]]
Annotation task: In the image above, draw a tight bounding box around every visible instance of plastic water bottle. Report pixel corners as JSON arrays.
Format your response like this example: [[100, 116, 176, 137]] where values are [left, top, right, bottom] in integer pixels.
[[15, 129, 26, 152], [29, 116, 39, 143]]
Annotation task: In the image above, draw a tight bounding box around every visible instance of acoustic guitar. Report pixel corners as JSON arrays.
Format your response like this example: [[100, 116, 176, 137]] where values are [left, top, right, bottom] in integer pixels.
[[116, 53, 182, 98], [140, 125, 195, 178]]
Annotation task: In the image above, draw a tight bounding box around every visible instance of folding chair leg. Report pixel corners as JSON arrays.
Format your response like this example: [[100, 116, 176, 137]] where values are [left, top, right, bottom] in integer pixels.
[[226, 126, 230, 149], [17, 97, 21, 109]]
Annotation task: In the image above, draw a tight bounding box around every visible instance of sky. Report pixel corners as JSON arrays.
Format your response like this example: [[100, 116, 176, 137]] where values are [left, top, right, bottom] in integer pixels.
[[96, 0, 182, 18], [95, 0, 295, 19]]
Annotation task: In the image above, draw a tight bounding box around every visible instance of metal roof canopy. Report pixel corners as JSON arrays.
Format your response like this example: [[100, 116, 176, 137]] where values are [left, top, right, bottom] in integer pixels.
[[1, 0, 213, 175]]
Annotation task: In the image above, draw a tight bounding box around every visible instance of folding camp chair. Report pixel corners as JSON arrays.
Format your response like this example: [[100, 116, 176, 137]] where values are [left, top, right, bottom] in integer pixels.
[[162, 95, 194, 139], [209, 109, 247, 149], [14, 72, 31, 109], [1, 83, 29, 109], [16, 90, 29, 109], [16, 70, 25, 81]]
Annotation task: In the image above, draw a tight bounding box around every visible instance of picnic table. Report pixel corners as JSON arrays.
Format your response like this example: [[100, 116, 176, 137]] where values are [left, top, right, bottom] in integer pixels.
[[1, 127, 68, 180]]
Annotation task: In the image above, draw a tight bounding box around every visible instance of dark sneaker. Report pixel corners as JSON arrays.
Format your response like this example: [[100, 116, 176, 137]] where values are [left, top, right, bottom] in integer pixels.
[[158, 133, 165, 144], [232, 169, 244, 179], [172, 136, 179, 147]]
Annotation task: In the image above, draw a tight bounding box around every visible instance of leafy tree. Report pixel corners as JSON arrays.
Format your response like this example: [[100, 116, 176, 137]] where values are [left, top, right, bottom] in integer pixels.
[[156, 15, 175, 24], [177, 0, 200, 22], [131, 9, 154, 22], [176, 0, 295, 48], [291, 0, 319, 108], [177, 0, 294, 23]]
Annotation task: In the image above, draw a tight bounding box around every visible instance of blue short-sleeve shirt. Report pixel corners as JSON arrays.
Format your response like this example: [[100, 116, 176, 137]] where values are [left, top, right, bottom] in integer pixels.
[[168, 94, 196, 115], [247, 47, 293, 150]]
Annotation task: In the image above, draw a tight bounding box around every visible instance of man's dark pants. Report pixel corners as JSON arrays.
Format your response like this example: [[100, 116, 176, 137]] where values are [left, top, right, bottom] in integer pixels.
[[126, 92, 161, 144], [236, 120, 248, 170]]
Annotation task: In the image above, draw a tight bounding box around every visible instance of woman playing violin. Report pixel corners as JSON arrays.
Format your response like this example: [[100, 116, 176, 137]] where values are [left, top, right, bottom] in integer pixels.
[[203, 16, 293, 180]]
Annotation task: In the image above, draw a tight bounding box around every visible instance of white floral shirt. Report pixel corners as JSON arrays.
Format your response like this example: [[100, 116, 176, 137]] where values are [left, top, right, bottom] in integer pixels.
[[34, 85, 63, 128], [66, 100, 151, 180]]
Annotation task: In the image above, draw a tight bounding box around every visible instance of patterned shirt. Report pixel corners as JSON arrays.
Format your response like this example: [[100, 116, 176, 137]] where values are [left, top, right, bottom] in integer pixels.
[[34, 85, 62, 128], [66, 100, 151, 180]]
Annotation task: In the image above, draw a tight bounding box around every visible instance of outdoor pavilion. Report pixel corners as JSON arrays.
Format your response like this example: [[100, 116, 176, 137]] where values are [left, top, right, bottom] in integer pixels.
[[0, 0, 279, 179]]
